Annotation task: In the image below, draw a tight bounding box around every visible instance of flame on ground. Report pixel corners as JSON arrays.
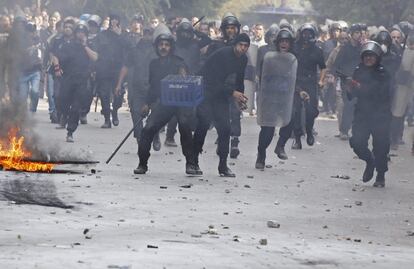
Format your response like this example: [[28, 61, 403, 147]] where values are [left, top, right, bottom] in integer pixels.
[[0, 129, 54, 172]]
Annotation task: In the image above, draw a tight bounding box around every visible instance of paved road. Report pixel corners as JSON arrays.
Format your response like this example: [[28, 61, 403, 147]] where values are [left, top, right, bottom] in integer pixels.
[[1, 102, 413, 268]]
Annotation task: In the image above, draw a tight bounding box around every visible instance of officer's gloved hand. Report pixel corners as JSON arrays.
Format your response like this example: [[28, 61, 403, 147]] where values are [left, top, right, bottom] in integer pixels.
[[141, 104, 150, 117]]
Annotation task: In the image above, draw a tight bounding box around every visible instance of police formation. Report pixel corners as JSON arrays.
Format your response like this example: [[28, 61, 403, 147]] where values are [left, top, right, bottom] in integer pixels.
[[2, 10, 414, 188]]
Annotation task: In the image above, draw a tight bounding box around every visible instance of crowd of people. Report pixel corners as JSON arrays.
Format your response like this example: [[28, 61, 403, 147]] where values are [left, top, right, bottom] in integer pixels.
[[1, 4, 414, 187]]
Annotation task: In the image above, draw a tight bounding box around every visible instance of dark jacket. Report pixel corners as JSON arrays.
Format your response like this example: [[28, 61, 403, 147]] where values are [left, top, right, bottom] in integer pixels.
[[349, 63, 392, 120], [147, 55, 187, 104], [200, 46, 247, 100]]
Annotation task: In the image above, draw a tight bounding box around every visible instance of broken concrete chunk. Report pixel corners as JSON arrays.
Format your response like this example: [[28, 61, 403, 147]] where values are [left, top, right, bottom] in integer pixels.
[[267, 221, 280, 228]]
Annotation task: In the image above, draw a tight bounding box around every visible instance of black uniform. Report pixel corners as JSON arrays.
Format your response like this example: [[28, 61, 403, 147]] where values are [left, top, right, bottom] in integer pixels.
[[206, 38, 242, 138], [80, 34, 99, 119], [349, 63, 392, 175], [293, 41, 326, 137], [56, 39, 94, 134], [95, 29, 125, 123], [274, 41, 325, 149], [193, 46, 247, 163], [138, 55, 195, 168], [166, 33, 211, 142]]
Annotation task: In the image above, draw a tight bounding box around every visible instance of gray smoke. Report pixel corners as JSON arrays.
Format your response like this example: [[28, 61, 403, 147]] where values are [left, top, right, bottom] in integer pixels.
[[0, 22, 92, 163]]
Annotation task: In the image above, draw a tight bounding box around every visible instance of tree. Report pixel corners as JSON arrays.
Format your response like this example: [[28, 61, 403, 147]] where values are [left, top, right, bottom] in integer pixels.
[[41, 0, 224, 21], [308, 0, 414, 26]]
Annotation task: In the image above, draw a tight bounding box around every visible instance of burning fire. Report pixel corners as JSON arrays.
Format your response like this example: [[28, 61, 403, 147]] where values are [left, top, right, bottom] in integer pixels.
[[0, 129, 54, 172]]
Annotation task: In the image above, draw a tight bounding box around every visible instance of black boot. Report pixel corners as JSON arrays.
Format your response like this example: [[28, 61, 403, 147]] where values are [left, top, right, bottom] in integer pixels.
[[193, 154, 203, 175], [50, 111, 59, 124], [373, 172, 385, 188], [255, 154, 265, 170], [186, 162, 202, 176], [80, 114, 88, 124], [362, 158, 375, 183], [164, 137, 178, 147], [112, 110, 119, 126], [291, 137, 302, 150], [56, 117, 66, 129], [66, 132, 74, 143], [101, 116, 112, 128], [134, 163, 148, 174], [274, 145, 288, 160], [218, 158, 235, 177], [230, 137, 240, 159], [306, 132, 315, 146]]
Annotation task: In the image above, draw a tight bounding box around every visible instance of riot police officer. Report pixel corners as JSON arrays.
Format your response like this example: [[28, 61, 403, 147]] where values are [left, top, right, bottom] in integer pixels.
[[55, 22, 98, 142], [134, 28, 199, 176], [164, 18, 211, 147], [347, 41, 391, 188], [193, 33, 250, 177], [206, 13, 244, 159], [256, 24, 279, 76], [79, 14, 101, 124], [95, 14, 125, 128], [292, 23, 326, 149], [256, 29, 297, 168], [116, 27, 158, 153]]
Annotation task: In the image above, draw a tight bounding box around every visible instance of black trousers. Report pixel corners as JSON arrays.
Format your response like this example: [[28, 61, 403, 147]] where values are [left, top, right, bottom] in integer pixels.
[[258, 126, 275, 157], [60, 76, 88, 133], [194, 99, 231, 159], [166, 116, 178, 139], [80, 77, 96, 117], [96, 74, 124, 119], [53, 77, 63, 120], [294, 85, 319, 137], [350, 116, 391, 173], [138, 103, 195, 165]]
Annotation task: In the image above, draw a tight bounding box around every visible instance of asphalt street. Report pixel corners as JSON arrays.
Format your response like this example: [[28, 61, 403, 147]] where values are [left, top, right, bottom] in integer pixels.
[[0, 101, 413, 268]]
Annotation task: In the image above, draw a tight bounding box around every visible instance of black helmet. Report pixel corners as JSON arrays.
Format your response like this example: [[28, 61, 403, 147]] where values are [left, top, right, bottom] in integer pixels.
[[275, 29, 294, 50], [349, 23, 362, 34], [398, 21, 413, 37], [279, 19, 294, 33], [299, 23, 317, 43], [264, 24, 280, 44], [75, 21, 89, 35], [361, 41, 383, 60], [131, 14, 144, 24], [154, 33, 175, 55], [375, 30, 392, 48], [176, 18, 193, 33], [358, 23, 368, 31], [220, 13, 241, 34]]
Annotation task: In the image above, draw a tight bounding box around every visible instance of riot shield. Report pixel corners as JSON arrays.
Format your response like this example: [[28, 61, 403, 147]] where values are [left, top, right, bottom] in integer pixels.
[[257, 51, 297, 127]]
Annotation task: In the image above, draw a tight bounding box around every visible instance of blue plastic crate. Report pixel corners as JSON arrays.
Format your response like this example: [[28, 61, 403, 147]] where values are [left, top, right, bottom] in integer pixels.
[[161, 75, 204, 107]]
